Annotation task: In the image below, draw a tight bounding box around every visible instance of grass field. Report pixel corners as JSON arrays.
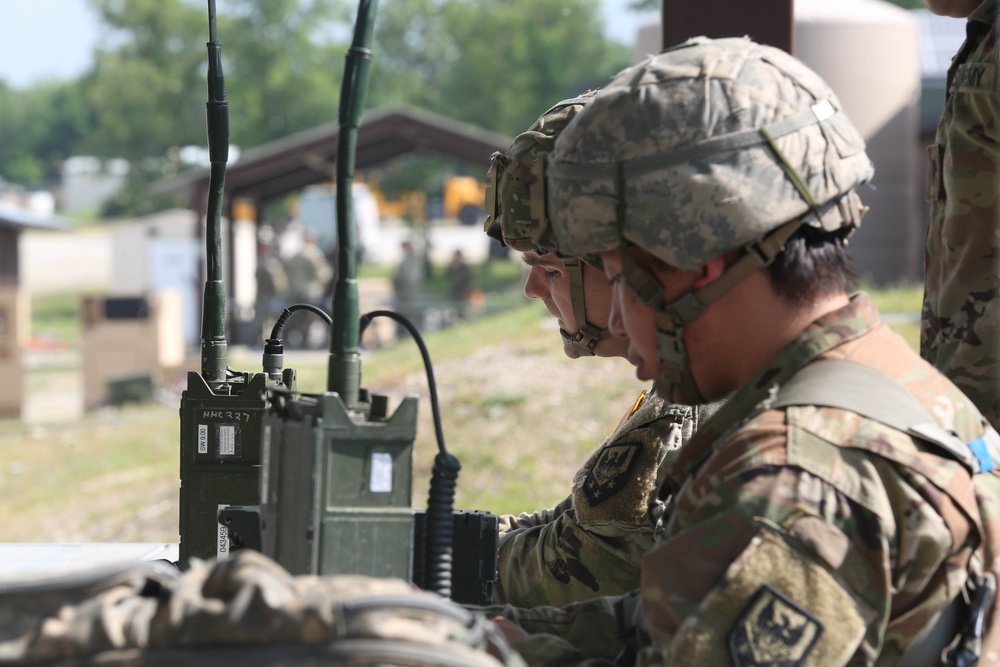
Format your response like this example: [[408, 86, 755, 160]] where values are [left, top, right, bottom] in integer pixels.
[[0, 268, 924, 544]]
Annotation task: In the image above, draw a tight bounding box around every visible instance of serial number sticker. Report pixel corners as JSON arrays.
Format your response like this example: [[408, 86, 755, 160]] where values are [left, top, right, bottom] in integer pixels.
[[261, 424, 272, 499], [370, 452, 393, 493], [217, 504, 230, 560], [218, 425, 236, 456], [197, 424, 209, 454]]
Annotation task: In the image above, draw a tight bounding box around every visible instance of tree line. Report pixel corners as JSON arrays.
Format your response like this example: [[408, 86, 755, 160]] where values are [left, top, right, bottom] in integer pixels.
[[0, 0, 630, 217]]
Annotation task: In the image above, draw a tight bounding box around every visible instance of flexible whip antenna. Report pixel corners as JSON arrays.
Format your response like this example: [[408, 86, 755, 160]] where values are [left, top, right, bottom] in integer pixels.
[[326, 0, 377, 406], [200, 0, 230, 386]]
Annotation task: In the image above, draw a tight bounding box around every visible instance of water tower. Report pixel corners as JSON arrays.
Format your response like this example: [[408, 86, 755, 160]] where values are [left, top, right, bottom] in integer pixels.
[[637, 0, 922, 285]]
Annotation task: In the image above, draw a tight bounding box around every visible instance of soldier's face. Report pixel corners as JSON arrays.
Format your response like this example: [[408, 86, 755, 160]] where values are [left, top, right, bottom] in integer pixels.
[[924, 0, 982, 17], [521, 250, 626, 359], [603, 251, 659, 381], [602, 248, 703, 387]]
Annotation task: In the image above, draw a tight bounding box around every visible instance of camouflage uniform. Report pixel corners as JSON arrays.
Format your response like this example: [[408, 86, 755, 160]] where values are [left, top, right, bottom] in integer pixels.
[[484, 96, 719, 608], [500, 37, 1000, 666], [921, 0, 1000, 431], [501, 296, 1000, 667], [496, 393, 717, 608], [0, 550, 524, 666]]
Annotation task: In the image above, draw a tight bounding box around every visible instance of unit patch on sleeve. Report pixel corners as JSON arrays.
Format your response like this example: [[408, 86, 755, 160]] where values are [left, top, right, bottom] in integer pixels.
[[728, 584, 824, 667], [581, 441, 642, 506]]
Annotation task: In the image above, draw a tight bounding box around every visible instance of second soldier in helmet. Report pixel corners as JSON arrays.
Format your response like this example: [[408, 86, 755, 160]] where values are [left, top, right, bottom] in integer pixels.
[[483, 93, 721, 608]]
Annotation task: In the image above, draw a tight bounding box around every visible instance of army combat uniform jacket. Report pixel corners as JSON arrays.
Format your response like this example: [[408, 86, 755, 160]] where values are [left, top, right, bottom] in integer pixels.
[[921, 0, 1000, 430], [505, 294, 1000, 666], [496, 393, 716, 608]]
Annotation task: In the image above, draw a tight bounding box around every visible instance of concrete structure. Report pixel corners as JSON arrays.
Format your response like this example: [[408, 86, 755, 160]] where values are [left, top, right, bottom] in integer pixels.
[[60, 157, 129, 215], [110, 209, 203, 348], [0, 203, 69, 418], [80, 291, 185, 410]]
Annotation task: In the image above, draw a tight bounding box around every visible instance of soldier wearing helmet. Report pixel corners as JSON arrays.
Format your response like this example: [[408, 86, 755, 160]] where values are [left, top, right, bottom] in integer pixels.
[[494, 37, 1000, 665], [483, 94, 722, 609], [486, 93, 617, 360]]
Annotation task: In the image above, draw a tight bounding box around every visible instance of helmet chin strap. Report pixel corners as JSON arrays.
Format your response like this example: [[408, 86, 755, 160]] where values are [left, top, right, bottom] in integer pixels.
[[616, 217, 805, 404], [613, 115, 866, 403], [559, 257, 614, 356]]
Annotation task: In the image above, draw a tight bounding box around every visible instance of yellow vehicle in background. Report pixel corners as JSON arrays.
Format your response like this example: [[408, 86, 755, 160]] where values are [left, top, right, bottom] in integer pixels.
[[367, 175, 486, 225], [442, 175, 486, 225]]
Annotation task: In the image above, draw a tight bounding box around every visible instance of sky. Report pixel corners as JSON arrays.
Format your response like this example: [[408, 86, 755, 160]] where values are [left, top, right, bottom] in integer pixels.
[[0, 1, 656, 89]]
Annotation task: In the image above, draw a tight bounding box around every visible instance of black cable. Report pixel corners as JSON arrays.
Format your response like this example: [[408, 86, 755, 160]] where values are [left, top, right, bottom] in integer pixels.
[[269, 303, 333, 341], [359, 309, 459, 598], [261, 304, 334, 381], [359, 310, 449, 456]]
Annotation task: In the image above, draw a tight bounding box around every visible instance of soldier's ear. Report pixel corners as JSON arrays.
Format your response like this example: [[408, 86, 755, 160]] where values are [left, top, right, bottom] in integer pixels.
[[693, 255, 729, 289]]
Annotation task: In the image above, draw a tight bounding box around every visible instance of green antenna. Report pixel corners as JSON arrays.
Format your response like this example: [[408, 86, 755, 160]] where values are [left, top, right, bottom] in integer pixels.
[[327, 0, 377, 406], [200, 0, 230, 386]]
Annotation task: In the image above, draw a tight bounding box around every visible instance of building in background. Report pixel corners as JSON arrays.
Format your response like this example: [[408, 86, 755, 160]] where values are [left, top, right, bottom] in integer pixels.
[[636, 0, 965, 285]]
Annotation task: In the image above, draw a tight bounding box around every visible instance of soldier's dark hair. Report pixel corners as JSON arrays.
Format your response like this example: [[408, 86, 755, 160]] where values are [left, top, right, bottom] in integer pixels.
[[766, 226, 858, 305]]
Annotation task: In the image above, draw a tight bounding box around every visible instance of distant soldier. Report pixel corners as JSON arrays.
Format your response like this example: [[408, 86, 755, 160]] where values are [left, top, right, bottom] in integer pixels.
[[491, 37, 1000, 666], [392, 240, 424, 332], [446, 249, 475, 319], [920, 0, 1000, 430], [284, 228, 331, 306], [483, 95, 720, 609], [253, 226, 288, 340]]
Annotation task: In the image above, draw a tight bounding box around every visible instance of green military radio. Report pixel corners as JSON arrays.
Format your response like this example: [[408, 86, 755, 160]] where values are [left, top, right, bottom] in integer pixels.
[[179, 0, 498, 605]]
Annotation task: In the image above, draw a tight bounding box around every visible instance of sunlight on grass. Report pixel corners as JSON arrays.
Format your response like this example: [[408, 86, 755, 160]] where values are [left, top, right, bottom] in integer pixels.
[[4, 278, 934, 542], [0, 403, 179, 542], [861, 282, 923, 314], [857, 283, 922, 351], [31, 292, 85, 342]]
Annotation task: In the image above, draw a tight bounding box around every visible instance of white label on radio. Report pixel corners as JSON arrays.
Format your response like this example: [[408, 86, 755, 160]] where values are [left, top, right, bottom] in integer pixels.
[[217, 504, 230, 560], [197, 424, 208, 454], [218, 425, 236, 456], [260, 424, 271, 499], [370, 452, 393, 493]]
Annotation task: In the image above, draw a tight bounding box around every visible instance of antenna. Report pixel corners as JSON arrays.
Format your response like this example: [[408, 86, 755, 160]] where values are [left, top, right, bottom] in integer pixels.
[[178, 0, 277, 567], [201, 0, 230, 386], [326, 0, 377, 407]]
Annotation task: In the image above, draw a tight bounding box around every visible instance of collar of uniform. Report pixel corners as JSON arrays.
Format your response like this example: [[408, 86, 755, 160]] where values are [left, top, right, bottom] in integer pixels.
[[661, 292, 881, 489], [970, 0, 998, 27]]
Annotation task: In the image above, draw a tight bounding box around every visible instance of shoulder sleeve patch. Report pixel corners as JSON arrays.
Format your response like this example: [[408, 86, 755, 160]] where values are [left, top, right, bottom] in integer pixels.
[[662, 528, 874, 666], [729, 584, 823, 666], [581, 441, 643, 506]]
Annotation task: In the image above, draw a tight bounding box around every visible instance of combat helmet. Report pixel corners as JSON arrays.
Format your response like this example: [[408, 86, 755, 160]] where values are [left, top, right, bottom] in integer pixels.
[[483, 91, 614, 356], [536, 37, 874, 402]]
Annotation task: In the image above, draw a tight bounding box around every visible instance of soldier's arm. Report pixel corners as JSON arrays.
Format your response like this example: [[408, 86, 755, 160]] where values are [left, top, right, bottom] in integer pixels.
[[471, 594, 625, 666], [498, 494, 574, 534], [495, 507, 646, 608]]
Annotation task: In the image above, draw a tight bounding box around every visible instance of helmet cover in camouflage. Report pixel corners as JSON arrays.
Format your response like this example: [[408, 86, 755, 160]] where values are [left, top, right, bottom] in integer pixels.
[[543, 36, 875, 269], [485, 92, 614, 357], [485, 92, 597, 255]]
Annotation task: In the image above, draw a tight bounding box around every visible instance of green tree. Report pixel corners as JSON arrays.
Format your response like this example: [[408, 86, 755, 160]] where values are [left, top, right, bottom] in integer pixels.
[[80, 0, 351, 160], [2, 0, 627, 215], [631, 0, 926, 10], [371, 0, 630, 137], [221, 0, 352, 148], [0, 79, 94, 187], [78, 0, 207, 161], [76, 0, 352, 216]]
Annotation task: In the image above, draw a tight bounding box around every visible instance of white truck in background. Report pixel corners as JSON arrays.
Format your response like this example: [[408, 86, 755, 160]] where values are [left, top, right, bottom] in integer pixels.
[[299, 182, 382, 264]]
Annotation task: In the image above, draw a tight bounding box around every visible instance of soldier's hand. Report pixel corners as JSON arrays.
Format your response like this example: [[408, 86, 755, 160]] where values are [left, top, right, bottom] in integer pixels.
[[491, 616, 528, 643]]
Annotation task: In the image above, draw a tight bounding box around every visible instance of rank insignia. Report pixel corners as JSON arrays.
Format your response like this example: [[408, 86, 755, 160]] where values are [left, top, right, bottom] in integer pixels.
[[582, 441, 641, 506], [729, 585, 823, 667]]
